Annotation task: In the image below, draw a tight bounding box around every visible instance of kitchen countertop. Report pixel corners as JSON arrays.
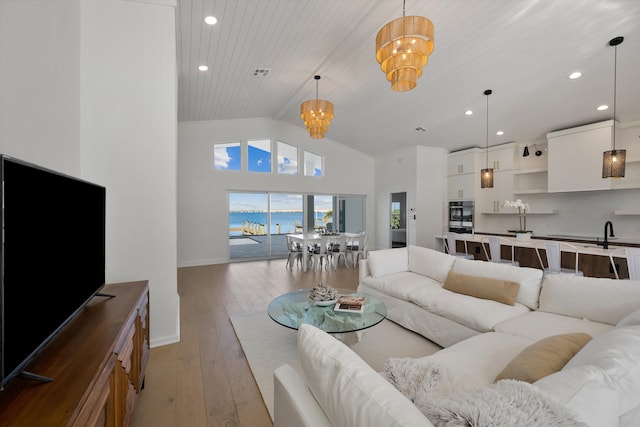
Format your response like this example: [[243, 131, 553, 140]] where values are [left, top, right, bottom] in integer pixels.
[[437, 231, 640, 258]]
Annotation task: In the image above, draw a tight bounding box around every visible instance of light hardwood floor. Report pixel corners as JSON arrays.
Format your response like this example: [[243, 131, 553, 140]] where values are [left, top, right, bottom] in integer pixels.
[[131, 258, 360, 427]]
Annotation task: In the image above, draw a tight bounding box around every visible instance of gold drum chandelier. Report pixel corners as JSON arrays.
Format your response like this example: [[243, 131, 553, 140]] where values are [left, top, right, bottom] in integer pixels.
[[300, 75, 334, 139], [375, 0, 434, 92]]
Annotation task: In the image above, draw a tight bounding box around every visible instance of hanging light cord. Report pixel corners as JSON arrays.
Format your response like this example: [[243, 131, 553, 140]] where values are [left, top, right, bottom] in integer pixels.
[[612, 43, 618, 151], [402, 0, 406, 17]]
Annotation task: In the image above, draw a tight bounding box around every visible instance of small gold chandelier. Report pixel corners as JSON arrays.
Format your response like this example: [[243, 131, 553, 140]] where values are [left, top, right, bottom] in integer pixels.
[[375, 0, 434, 92], [300, 75, 334, 139]]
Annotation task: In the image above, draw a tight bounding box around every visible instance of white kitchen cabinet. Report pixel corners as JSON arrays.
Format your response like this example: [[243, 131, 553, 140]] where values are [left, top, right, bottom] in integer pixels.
[[448, 173, 476, 200], [487, 144, 516, 172], [547, 120, 615, 192], [447, 148, 481, 200], [480, 170, 514, 213], [447, 148, 481, 176]]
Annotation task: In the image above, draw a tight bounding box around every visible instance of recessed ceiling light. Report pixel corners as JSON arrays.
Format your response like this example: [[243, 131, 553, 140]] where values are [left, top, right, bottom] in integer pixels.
[[465, 110, 473, 116], [597, 105, 609, 111], [204, 16, 217, 25], [198, 65, 208, 71], [568, 71, 582, 79], [496, 131, 504, 136]]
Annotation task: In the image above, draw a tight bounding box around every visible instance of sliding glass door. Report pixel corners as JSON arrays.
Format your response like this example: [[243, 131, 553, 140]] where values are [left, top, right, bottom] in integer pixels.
[[229, 192, 365, 261], [229, 192, 303, 260]]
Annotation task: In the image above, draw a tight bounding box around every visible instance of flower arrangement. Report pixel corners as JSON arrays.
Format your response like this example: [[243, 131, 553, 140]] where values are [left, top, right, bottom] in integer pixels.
[[503, 199, 531, 233]]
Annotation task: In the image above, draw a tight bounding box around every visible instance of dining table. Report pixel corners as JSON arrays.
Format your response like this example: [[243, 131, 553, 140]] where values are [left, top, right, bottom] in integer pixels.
[[286, 232, 362, 272]]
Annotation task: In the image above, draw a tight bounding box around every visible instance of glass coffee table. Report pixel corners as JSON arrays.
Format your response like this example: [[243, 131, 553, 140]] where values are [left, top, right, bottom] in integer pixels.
[[267, 288, 387, 334]]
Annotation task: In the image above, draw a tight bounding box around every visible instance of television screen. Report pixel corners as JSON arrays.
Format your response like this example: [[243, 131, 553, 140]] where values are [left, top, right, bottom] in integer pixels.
[[0, 155, 106, 388]]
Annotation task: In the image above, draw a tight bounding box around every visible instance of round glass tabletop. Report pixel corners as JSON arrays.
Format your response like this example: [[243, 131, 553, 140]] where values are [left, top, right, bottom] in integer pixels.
[[267, 288, 387, 334]]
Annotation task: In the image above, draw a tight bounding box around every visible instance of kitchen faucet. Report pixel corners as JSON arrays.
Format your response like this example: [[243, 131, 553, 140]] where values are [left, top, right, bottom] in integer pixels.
[[600, 221, 615, 249]]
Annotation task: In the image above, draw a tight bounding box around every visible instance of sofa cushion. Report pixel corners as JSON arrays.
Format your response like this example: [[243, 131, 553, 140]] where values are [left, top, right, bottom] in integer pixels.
[[409, 286, 530, 332], [443, 271, 520, 306], [494, 311, 614, 342], [495, 333, 592, 383], [451, 257, 543, 309], [297, 324, 433, 427], [361, 271, 442, 302], [407, 245, 456, 282], [564, 324, 640, 415], [617, 308, 640, 328], [404, 332, 534, 394], [367, 247, 408, 278], [534, 364, 618, 427], [539, 274, 640, 325]]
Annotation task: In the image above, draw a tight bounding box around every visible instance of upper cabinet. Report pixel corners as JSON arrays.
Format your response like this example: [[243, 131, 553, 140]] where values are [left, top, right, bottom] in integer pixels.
[[547, 120, 615, 193], [447, 148, 481, 200], [447, 148, 481, 176]]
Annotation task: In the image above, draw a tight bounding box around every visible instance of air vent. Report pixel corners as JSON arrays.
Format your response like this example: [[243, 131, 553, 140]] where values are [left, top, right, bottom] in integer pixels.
[[253, 68, 271, 77]]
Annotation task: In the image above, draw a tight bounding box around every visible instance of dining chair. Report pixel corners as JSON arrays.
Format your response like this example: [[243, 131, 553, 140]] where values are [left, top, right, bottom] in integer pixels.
[[285, 235, 305, 270], [309, 234, 330, 272], [535, 240, 583, 276], [346, 233, 368, 266], [443, 232, 474, 260], [328, 234, 349, 269], [481, 236, 519, 266], [625, 248, 640, 280]]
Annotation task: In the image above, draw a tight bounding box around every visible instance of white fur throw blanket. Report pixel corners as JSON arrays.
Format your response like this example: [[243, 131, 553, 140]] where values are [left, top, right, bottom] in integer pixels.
[[383, 358, 589, 427]]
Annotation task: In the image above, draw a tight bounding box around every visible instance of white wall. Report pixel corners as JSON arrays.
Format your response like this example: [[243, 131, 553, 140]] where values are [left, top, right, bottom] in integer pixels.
[[177, 118, 376, 266], [0, 0, 80, 172], [374, 146, 447, 250], [0, 0, 180, 348]]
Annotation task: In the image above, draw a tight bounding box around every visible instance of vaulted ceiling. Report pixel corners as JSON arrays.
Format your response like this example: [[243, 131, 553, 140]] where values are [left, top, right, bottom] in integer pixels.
[[176, 0, 640, 157]]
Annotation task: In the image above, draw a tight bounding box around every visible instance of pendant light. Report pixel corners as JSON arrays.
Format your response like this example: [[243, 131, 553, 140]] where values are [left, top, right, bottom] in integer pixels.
[[481, 89, 494, 188], [300, 75, 334, 139], [375, 0, 434, 92], [602, 36, 626, 178]]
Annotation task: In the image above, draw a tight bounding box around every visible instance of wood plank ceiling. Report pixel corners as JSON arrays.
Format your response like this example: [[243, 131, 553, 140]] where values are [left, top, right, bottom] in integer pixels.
[[177, 0, 640, 157]]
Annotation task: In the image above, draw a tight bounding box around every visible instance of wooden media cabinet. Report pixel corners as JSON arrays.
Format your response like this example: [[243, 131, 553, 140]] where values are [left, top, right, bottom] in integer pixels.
[[0, 280, 149, 427]]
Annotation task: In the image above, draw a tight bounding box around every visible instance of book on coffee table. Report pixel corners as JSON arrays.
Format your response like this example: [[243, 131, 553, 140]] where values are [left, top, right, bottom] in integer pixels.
[[334, 295, 366, 314]]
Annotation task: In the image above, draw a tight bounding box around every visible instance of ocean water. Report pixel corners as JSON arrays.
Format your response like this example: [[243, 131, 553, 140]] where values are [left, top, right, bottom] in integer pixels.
[[229, 211, 328, 236]]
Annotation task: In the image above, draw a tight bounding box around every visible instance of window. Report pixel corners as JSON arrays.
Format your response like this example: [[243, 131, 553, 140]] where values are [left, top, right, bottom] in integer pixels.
[[304, 151, 323, 176], [214, 142, 241, 170], [248, 139, 271, 173], [277, 141, 298, 175]]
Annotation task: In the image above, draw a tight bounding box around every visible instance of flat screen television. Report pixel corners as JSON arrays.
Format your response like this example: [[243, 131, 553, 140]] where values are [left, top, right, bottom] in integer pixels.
[[0, 154, 106, 389]]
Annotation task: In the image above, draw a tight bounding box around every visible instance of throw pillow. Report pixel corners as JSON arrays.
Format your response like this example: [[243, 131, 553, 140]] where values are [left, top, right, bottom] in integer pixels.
[[495, 333, 592, 383], [443, 271, 520, 306], [367, 247, 408, 278], [297, 324, 431, 426]]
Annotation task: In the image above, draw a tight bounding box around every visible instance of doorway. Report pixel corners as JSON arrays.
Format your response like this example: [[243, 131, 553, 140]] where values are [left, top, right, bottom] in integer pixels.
[[390, 192, 407, 248]]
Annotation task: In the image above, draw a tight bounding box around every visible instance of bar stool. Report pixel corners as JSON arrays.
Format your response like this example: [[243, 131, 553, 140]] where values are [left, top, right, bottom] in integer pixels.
[[481, 236, 519, 266], [443, 232, 474, 260], [535, 241, 583, 276]]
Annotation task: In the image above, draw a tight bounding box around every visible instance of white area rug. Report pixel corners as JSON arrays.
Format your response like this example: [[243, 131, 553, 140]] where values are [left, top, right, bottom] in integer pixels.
[[229, 311, 441, 420]]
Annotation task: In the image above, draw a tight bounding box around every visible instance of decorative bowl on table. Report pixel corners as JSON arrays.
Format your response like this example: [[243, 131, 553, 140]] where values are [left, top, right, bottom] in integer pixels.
[[309, 283, 339, 306]]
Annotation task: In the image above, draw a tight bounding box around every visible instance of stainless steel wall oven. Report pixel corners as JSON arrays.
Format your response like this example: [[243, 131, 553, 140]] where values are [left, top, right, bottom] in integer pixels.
[[449, 201, 474, 233]]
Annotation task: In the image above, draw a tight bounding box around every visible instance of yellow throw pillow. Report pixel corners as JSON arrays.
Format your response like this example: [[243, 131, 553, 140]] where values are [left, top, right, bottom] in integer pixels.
[[443, 271, 520, 306], [495, 333, 593, 383]]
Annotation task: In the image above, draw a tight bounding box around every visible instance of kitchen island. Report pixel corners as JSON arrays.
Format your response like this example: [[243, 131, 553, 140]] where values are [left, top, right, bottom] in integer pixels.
[[435, 232, 640, 279]]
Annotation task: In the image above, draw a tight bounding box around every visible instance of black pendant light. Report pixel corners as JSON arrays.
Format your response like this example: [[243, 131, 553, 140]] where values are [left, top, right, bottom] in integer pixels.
[[480, 89, 494, 188], [602, 36, 626, 178]]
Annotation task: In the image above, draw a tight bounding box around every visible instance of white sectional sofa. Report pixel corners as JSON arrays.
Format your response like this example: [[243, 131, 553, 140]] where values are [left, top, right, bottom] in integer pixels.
[[274, 245, 640, 427]]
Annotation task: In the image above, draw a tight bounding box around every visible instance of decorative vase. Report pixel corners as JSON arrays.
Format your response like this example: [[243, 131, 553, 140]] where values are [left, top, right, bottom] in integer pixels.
[[516, 232, 532, 242]]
